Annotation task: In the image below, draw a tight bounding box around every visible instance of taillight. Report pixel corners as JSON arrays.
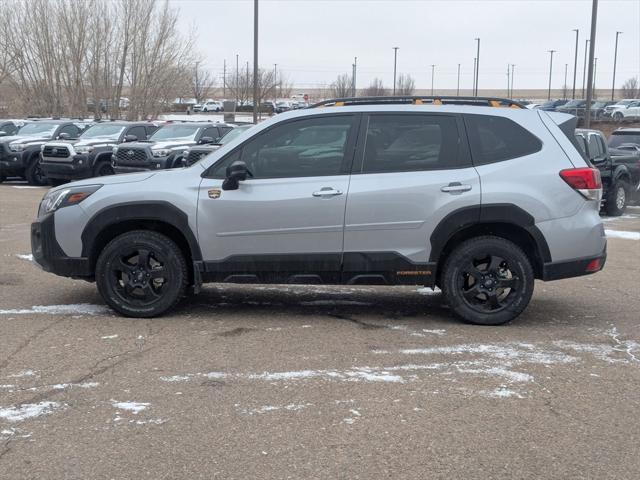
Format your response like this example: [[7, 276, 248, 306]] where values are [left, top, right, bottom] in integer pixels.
[[559, 167, 602, 201]]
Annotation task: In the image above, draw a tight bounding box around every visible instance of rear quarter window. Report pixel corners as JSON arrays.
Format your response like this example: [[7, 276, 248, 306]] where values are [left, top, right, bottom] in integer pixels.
[[465, 114, 542, 165]]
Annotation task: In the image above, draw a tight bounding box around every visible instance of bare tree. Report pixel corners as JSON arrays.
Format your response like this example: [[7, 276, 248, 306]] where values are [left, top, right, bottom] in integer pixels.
[[621, 77, 639, 99], [363, 78, 387, 97], [330, 73, 352, 98], [396, 74, 415, 95], [191, 61, 216, 103]]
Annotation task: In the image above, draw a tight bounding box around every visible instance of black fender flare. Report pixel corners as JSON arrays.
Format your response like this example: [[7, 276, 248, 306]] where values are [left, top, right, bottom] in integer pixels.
[[612, 165, 631, 185], [428, 204, 552, 264], [80, 201, 202, 262]]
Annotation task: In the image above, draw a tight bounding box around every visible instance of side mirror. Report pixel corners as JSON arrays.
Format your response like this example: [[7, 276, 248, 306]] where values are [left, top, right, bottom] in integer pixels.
[[124, 134, 138, 142], [200, 136, 214, 144], [58, 133, 70, 140], [222, 161, 251, 191]]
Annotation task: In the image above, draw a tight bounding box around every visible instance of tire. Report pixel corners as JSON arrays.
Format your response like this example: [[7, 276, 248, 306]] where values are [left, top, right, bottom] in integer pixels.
[[96, 230, 188, 317], [613, 112, 623, 123], [441, 236, 534, 326], [605, 181, 628, 216], [93, 160, 114, 177], [25, 156, 48, 186]]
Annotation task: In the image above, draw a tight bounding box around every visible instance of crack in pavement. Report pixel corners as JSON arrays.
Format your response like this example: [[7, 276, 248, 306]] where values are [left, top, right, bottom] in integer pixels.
[[328, 313, 385, 330], [0, 318, 65, 373]]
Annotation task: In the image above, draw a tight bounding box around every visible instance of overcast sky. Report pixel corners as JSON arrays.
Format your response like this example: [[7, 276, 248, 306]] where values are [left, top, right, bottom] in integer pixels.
[[170, 0, 640, 92]]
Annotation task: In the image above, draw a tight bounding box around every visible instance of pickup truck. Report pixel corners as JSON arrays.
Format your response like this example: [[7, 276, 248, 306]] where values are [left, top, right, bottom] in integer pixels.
[[575, 128, 640, 215]]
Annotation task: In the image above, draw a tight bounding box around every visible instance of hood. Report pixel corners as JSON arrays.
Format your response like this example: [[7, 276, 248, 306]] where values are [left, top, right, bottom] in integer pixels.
[[121, 139, 196, 150], [0, 134, 50, 145], [50, 171, 157, 193]]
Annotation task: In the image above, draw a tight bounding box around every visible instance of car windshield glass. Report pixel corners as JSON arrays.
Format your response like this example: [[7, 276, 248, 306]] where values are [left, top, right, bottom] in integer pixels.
[[80, 124, 125, 139], [150, 125, 200, 141], [15, 122, 59, 136], [609, 133, 640, 148], [540, 101, 556, 107], [218, 126, 253, 145]]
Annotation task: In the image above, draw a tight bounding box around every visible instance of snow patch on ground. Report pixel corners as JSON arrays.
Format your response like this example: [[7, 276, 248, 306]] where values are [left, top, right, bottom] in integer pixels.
[[0, 304, 110, 315], [7, 370, 37, 378], [101, 334, 118, 340], [111, 401, 150, 414], [0, 401, 63, 422], [417, 287, 441, 296], [239, 403, 313, 415], [249, 367, 404, 383], [52, 382, 99, 390], [605, 229, 640, 240], [15, 254, 33, 261]]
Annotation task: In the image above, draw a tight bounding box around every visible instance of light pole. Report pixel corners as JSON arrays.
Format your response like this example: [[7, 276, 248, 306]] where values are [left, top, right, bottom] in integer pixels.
[[431, 64, 436, 95], [611, 31, 622, 100], [547, 50, 556, 100], [564, 63, 568, 99], [223, 59, 226, 98], [593, 57, 598, 99], [584, 0, 598, 129], [392, 47, 399, 95], [507, 64, 510, 98], [236, 54, 239, 104], [473, 57, 477, 95], [474, 38, 480, 96], [273, 63, 277, 102], [582, 39, 589, 97], [510, 64, 515, 99], [353, 57, 357, 97], [252, 0, 259, 124], [572, 29, 579, 99], [456, 64, 461, 96]]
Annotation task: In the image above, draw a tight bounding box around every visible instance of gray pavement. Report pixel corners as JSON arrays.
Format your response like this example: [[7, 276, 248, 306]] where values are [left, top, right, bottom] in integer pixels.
[[1, 182, 639, 479]]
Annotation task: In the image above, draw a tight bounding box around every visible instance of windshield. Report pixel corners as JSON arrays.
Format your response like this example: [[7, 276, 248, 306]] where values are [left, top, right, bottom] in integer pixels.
[[562, 100, 585, 108], [218, 126, 253, 145], [609, 133, 640, 148], [80, 124, 125, 140], [150, 125, 200, 142], [15, 122, 59, 137], [613, 100, 634, 107]]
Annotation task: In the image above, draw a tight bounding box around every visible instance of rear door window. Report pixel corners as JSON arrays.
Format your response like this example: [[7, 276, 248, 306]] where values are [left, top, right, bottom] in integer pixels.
[[127, 126, 147, 141], [465, 114, 542, 164], [360, 114, 464, 173]]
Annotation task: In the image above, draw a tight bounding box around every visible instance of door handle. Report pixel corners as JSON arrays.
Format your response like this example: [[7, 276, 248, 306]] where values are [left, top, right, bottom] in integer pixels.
[[312, 187, 343, 197], [440, 182, 472, 194]]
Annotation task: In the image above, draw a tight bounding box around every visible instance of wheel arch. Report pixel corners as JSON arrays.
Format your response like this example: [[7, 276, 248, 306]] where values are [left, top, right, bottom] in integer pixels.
[[81, 202, 202, 284], [430, 204, 551, 282]]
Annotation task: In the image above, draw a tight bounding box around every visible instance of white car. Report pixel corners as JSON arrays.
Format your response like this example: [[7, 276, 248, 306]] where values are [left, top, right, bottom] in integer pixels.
[[610, 100, 640, 123], [194, 100, 223, 113]]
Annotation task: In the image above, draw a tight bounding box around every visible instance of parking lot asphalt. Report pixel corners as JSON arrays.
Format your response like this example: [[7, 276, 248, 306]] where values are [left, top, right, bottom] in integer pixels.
[[1, 182, 639, 480]]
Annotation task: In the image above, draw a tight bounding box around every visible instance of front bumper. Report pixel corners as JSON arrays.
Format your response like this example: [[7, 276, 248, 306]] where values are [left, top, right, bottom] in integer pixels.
[[0, 152, 27, 175], [542, 246, 607, 281], [41, 155, 92, 180], [113, 154, 172, 174], [31, 213, 93, 279]]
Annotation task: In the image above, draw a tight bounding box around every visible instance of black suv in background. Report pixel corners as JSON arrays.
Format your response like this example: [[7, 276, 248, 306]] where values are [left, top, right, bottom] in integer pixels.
[[608, 128, 640, 152], [40, 122, 159, 184], [0, 120, 91, 185], [112, 122, 234, 173]]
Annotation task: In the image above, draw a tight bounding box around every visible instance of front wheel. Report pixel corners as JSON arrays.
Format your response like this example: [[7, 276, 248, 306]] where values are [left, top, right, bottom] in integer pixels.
[[441, 236, 534, 325], [613, 112, 624, 123], [93, 160, 114, 177], [605, 181, 628, 216], [96, 231, 188, 317], [25, 157, 48, 186]]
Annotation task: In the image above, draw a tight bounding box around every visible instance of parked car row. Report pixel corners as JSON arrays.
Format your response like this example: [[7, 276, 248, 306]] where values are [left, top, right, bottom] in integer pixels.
[[527, 98, 640, 122], [0, 119, 243, 185]]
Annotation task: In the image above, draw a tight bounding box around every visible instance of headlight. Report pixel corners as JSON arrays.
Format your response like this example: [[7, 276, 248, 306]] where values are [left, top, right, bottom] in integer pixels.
[[39, 185, 102, 215], [75, 145, 94, 154], [9, 143, 25, 152], [151, 149, 171, 157]]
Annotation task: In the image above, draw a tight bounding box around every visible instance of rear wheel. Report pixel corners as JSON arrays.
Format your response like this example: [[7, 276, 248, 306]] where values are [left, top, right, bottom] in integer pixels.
[[612, 112, 624, 123], [93, 160, 114, 177], [96, 231, 188, 317], [605, 181, 628, 216], [442, 236, 534, 325], [25, 156, 48, 186]]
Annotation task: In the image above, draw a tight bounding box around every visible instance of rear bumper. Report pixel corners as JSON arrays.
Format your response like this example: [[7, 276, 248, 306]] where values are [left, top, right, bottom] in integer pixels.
[[542, 246, 607, 281], [31, 213, 93, 279]]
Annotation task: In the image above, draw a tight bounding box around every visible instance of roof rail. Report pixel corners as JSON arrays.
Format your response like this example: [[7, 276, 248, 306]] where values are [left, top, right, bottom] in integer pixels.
[[310, 96, 526, 109]]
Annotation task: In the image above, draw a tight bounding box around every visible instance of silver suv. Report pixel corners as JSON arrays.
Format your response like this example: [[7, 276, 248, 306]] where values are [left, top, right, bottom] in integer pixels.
[[31, 97, 607, 325]]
